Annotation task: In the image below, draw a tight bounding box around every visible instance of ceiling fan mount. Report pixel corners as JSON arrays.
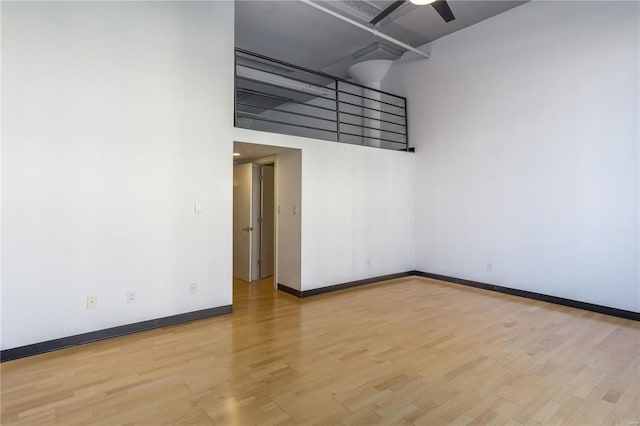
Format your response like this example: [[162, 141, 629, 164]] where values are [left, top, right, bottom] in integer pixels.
[[369, 0, 456, 26]]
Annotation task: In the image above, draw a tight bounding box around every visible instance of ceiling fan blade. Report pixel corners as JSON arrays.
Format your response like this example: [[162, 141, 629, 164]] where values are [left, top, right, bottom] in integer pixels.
[[370, 0, 406, 26], [431, 0, 455, 22]]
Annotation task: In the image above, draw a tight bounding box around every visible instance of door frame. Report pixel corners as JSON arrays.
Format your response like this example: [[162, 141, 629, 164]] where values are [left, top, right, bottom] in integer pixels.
[[258, 162, 275, 280], [252, 155, 278, 288]]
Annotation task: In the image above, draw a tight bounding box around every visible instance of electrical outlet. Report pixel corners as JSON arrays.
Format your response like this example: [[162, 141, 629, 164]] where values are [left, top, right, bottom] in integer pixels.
[[127, 291, 136, 304], [366, 258, 371, 266], [487, 262, 493, 271], [190, 282, 198, 295], [86, 296, 97, 309]]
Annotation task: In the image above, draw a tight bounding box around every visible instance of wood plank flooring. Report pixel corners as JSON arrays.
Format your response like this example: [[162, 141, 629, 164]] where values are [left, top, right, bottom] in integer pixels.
[[1, 276, 639, 425]]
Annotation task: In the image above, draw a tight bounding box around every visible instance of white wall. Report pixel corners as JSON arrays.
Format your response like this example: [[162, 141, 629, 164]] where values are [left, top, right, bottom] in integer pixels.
[[7, 0, 632, 353], [234, 128, 415, 291], [276, 150, 303, 290], [1, 1, 235, 349], [383, 1, 639, 311]]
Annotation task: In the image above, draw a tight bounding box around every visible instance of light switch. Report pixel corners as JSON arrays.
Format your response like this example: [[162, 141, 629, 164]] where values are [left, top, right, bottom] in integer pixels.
[[194, 202, 203, 214]]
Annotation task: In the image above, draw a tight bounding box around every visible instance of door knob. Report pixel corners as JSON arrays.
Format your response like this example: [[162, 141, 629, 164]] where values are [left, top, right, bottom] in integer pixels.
[[242, 226, 253, 231]]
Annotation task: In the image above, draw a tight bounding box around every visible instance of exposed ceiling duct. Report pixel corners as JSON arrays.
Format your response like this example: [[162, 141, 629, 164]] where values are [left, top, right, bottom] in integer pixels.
[[299, 0, 430, 60], [235, 1, 528, 79], [236, 65, 334, 98], [347, 59, 394, 89]]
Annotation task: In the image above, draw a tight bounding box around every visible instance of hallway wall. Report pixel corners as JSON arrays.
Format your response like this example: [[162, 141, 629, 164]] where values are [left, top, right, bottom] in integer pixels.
[[234, 128, 415, 292], [276, 150, 303, 291]]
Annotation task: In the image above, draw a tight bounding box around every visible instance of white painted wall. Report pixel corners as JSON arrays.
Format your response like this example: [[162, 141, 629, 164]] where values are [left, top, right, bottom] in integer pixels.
[[276, 150, 303, 290], [234, 128, 416, 291], [383, 1, 639, 311], [8, 0, 631, 353], [1, 1, 235, 349]]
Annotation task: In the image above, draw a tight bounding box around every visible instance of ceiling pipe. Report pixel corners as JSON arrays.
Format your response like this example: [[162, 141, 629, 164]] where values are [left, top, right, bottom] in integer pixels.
[[299, 0, 430, 60]]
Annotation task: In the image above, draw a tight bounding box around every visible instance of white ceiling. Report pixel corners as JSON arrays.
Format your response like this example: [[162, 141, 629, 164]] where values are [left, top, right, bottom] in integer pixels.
[[235, 0, 528, 78], [234, 142, 298, 163]]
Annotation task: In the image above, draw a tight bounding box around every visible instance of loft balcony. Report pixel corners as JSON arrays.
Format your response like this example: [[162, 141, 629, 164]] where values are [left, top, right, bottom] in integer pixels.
[[234, 49, 409, 151]]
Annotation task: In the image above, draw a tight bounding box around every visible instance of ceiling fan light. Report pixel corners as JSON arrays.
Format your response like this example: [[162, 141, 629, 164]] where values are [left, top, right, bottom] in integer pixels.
[[410, 0, 436, 5]]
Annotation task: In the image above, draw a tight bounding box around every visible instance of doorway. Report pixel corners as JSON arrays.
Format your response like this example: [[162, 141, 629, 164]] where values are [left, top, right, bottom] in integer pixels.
[[233, 159, 276, 282], [232, 142, 301, 294], [231, 162, 275, 282], [232, 162, 259, 282], [259, 163, 275, 279]]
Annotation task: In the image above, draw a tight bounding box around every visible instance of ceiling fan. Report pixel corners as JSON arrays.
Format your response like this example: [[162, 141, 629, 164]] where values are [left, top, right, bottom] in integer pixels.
[[369, 0, 456, 26]]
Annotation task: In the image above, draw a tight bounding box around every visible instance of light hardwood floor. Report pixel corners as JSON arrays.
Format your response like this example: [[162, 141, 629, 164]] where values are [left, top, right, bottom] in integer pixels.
[[1, 277, 639, 425]]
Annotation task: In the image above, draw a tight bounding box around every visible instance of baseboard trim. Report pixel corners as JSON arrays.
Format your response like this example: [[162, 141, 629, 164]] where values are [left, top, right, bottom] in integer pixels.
[[413, 271, 640, 321], [281, 270, 638, 321], [1, 305, 232, 362], [304, 272, 413, 297], [5, 271, 637, 362], [278, 272, 413, 299], [277, 283, 303, 298]]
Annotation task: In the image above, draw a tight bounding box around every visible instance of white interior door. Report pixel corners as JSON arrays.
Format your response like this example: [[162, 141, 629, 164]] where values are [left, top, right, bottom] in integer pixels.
[[233, 163, 254, 282], [251, 166, 261, 281], [260, 164, 275, 278]]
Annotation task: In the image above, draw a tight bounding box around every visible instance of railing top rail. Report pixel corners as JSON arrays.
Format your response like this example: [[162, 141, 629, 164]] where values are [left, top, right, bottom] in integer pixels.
[[235, 48, 407, 103]]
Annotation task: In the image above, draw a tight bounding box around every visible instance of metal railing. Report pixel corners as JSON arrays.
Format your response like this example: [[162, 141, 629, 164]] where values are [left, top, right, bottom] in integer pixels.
[[234, 49, 408, 151]]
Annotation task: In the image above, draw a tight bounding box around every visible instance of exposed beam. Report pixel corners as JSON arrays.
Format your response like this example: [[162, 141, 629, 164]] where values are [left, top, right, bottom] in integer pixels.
[[300, 0, 430, 59]]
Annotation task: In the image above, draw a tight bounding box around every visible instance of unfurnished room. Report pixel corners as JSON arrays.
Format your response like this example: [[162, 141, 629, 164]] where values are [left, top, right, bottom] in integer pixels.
[[1, 0, 639, 424]]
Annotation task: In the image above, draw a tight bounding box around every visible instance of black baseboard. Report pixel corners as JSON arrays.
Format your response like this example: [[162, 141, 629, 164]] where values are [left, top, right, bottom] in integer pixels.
[[5, 271, 637, 362], [278, 271, 413, 298], [280, 270, 638, 321], [413, 271, 639, 322], [1, 305, 232, 362], [304, 272, 413, 297], [277, 283, 303, 298]]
